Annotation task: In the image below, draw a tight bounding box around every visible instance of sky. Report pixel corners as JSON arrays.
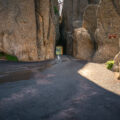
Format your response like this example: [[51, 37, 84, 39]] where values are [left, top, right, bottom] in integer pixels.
[[58, 0, 64, 15]]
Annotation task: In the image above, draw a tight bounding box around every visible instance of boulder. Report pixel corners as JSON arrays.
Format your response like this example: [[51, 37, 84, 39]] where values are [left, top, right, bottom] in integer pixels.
[[73, 28, 94, 61], [112, 52, 120, 72], [62, 0, 99, 55], [93, 0, 120, 62]]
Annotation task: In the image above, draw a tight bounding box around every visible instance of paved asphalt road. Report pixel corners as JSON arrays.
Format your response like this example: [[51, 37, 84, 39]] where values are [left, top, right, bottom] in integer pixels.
[[0, 57, 120, 120]]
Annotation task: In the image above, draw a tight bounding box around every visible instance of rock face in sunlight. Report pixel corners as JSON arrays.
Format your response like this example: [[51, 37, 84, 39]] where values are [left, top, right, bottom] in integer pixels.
[[93, 0, 120, 62], [0, 0, 59, 61], [73, 28, 94, 60]]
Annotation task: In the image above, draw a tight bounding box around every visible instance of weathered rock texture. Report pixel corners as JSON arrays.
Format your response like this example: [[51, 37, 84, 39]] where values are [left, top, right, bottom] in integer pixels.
[[62, 0, 99, 55], [0, 0, 38, 61], [93, 0, 120, 62], [62, 0, 88, 55], [82, 5, 98, 40], [0, 0, 59, 61], [112, 52, 120, 72], [62, 0, 120, 62], [35, 0, 59, 61], [0, 0, 119, 62], [73, 28, 94, 60], [72, 4, 98, 60]]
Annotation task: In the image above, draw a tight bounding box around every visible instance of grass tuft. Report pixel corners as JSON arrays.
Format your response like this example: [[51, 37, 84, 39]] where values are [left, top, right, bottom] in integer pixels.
[[0, 52, 18, 62], [106, 60, 114, 70], [6, 54, 18, 62], [54, 6, 59, 15]]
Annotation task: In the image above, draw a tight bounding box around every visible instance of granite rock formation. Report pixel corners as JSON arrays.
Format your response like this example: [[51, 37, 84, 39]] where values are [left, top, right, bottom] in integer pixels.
[[0, 0, 59, 61], [73, 28, 94, 61], [93, 0, 120, 62], [82, 5, 98, 41], [62, 0, 120, 62], [62, 0, 88, 55], [112, 52, 120, 72], [73, 4, 97, 60], [62, 0, 99, 55], [0, 0, 38, 61], [0, 0, 119, 62], [35, 0, 59, 61]]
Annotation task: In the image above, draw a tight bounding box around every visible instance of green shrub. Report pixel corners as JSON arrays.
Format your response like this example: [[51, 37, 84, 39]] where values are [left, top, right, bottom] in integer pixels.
[[106, 60, 114, 70], [0, 52, 18, 62], [6, 54, 18, 62], [54, 6, 59, 15]]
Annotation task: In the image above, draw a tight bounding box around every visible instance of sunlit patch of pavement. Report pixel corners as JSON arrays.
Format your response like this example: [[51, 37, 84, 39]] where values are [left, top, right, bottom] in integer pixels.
[[78, 63, 120, 95]]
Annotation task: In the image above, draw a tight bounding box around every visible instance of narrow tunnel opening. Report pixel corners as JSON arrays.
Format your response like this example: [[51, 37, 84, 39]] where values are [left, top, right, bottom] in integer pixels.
[[56, 17, 67, 55], [56, 0, 67, 55]]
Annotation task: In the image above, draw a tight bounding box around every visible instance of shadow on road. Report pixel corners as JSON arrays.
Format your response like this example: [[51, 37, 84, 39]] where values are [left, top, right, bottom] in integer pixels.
[[0, 59, 120, 120]]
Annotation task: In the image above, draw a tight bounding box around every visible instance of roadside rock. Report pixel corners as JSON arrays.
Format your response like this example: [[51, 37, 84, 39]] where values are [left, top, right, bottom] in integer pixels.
[[112, 52, 120, 72], [93, 0, 120, 62], [0, 0, 38, 61], [62, 0, 89, 55], [0, 0, 59, 61], [62, 0, 99, 55], [73, 28, 94, 61]]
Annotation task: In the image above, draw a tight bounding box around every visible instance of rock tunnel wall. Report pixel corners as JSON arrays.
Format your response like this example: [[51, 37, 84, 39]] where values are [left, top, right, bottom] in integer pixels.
[[0, 0, 59, 61], [35, 0, 59, 61], [62, 0, 120, 62], [61, 0, 99, 55]]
